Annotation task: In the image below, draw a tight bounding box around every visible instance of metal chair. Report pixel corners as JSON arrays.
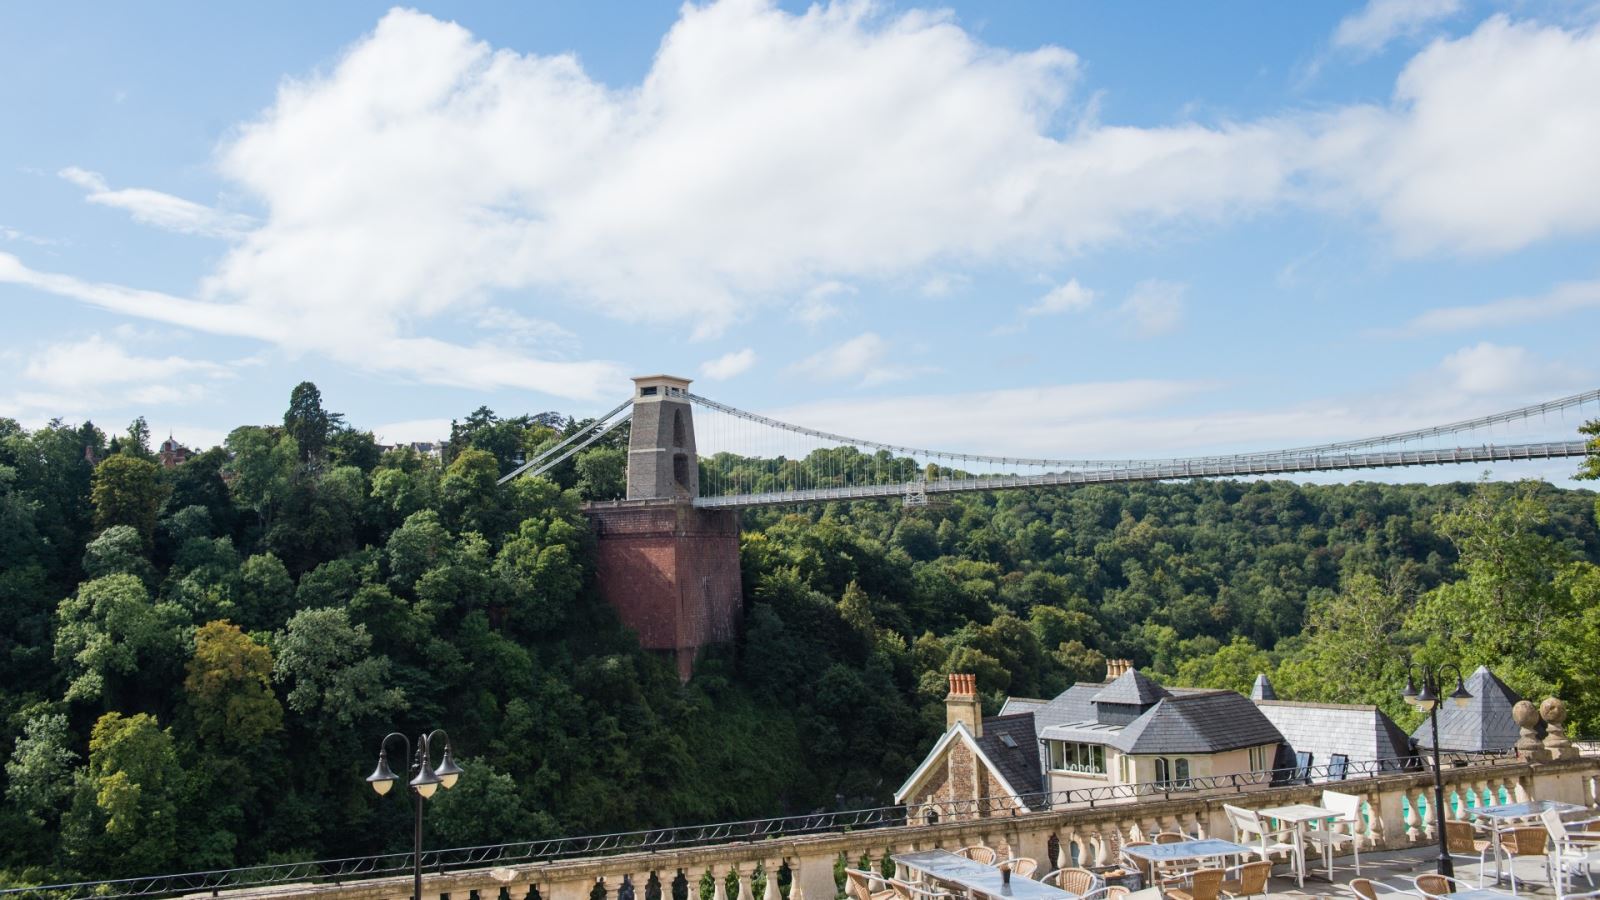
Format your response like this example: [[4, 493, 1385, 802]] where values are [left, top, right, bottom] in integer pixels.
[[1543, 807, 1600, 899], [1080, 887, 1131, 900], [1306, 790, 1364, 879], [888, 880, 959, 900], [1153, 832, 1196, 884], [1351, 877, 1424, 900], [1500, 825, 1549, 896], [1223, 804, 1301, 873], [958, 846, 998, 865], [1166, 868, 1224, 900], [1411, 873, 1470, 900], [1442, 820, 1492, 887], [1219, 861, 1271, 899]]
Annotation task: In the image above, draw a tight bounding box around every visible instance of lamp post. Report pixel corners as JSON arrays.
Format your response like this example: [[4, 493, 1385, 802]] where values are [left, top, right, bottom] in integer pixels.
[[1401, 664, 1473, 878], [367, 729, 465, 900]]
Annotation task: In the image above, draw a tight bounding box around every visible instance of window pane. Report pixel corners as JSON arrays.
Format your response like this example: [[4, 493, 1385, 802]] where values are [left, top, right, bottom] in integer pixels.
[[1155, 758, 1168, 782], [1176, 758, 1190, 780], [1092, 745, 1105, 773]]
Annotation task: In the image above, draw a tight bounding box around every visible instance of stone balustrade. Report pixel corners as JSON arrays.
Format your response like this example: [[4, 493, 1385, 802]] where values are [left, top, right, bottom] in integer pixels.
[[219, 757, 1600, 900]]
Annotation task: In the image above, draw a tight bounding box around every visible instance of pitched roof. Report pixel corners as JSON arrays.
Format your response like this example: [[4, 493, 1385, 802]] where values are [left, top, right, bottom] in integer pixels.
[[1092, 668, 1171, 706], [999, 697, 1047, 717], [892, 719, 1036, 808], [1110, 690, 1284, 754], [1256, 699, 1412, 765], [976, 712, 1043, 795], [1250, 674, 1278, 701], [1412, 666, 1522, 752]]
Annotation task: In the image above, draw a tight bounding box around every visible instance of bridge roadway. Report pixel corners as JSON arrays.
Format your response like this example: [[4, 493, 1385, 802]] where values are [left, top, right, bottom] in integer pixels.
[[692, 439, 1592, 510]]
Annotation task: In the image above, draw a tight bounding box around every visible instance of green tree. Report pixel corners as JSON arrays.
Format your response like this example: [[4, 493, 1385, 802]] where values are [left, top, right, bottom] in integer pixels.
[[82, 524, 156, 584], [273, 607, 405, 726], [283, 382, 333, 464], [184, 620, 284, 746], [90, 455, 165, 542], [223, 426, 298, 534], [5, 710, 77, 826], [62, 712, 184, 876], [54, 573, 190, 706]]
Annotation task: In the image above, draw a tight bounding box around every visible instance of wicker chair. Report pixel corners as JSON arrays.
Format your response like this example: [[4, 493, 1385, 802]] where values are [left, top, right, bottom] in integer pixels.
[[1155, 832, 1189, 844], [1008, 858, 1038, 879], [958, 846, 998, 865], [1219, 861, 1271, 899], [1080, 887, 1131, 900], [1121, 841, 1156, 884], [887, 880, 958, 900], [1499, 825, 1549, 896], [1350, 877, 1381, 900], [1442, 820, 1492, 887], [1166, 868, 1224, 900], [845, 869, 897, 900], [1413, 873, 1470, 900], [1043, 867, 1097, 896]]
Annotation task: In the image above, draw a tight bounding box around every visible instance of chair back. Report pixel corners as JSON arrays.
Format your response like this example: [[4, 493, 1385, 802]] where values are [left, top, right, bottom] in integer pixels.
[[1443, 820, 1478, 855], [1010, 858, 1038, 879], [1222, 804, 1263, 840], [1416, 874, 1453, 898], [1103, 888, 1130, 900], [1187, 868, 1225, 900], [1229, 861, 1271, 894], [1543, 807, 1574, 842], [1503, 825, 1547, 855], [958, 846, 997, 865], [1155, 832, 1187, 844], [1321, 789, 1362, 824], [845, 870, 876, 900], [1349, 878, 1380, 900], [1120, 842, 1154, 882], [1056, 867, 1096, 896]]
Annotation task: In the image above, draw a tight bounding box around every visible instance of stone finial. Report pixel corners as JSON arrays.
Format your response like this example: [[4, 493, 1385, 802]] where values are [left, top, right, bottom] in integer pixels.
[[1542, 697, 1579, 759], [1512, 700, 1550, 762]]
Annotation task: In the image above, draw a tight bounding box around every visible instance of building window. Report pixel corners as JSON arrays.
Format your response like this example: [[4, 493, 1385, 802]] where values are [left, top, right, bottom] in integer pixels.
[[1248, 745, 1270, 772], [1119, 754, 1131, 783], [1154, 757, 1191, 788], [1047, 740, 1107, 775], [640, 385, 658, 396]]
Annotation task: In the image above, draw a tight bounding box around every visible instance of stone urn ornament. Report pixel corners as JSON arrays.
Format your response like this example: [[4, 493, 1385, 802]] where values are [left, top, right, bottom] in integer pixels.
[[1513, 700, 1550, 762], [1542, 697, 1579, 759]]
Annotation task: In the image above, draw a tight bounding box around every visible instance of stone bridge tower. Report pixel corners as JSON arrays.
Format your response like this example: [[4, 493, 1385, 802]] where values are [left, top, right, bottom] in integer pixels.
[[584, 375, 742, 681]]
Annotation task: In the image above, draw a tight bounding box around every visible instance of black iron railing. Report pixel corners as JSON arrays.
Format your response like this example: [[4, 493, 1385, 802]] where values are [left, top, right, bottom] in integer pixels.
[[0, 750, 1515, 900]]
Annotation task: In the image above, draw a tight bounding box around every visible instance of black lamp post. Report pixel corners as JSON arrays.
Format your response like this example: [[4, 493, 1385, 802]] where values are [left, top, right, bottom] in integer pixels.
[[1401, 665, 1473, 878], [367, 729, 465, 900]]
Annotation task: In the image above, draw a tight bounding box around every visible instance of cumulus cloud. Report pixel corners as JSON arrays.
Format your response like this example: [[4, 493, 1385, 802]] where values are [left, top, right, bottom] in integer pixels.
[[1117, 280, 1186, 336], [791, 332, 929, 387], [59, 167, 254, 238], [793, 282, 855, 326], [701, 348, 758, 380], [1024, 279, 1095, 316], [1333, 0, 1462, 54], [16, 334, 234, 411], [1436, 341, 1589, 396]]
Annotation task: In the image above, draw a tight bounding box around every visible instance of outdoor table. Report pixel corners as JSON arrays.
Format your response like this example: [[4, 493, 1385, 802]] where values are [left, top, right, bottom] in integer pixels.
[[892, 850, 1080, 900], [1471, 800, 1587, 884], [1441, 890, 1516, 900], [1258, 803, 1340, 887], [1119, 839, 1252, 890]]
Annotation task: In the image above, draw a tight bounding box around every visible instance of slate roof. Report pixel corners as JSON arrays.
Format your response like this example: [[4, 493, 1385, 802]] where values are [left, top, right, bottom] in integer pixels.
[[1412, 666, 1522, 752], [1256, 699, 1413, 766], [1109, 690, 1285, 755], [976, 712, 1044, 795], [999, 697, 1047, 717], [1092, 668, 1172, 706], [1251, 674, 1278, 701]]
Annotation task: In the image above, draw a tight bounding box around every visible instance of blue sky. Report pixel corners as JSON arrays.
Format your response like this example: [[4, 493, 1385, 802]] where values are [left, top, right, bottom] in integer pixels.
[[3, 0, 1599, 484]]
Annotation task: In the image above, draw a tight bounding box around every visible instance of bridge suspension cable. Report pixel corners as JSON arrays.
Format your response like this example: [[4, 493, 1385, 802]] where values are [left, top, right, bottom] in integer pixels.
[[496, 399, 632, 486]]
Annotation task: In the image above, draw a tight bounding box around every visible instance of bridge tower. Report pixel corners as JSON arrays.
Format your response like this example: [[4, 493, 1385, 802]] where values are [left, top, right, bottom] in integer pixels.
[[584, 375, 742, 681]]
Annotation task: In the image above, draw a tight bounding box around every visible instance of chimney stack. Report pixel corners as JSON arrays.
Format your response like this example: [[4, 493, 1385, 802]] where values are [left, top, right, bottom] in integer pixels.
[[1105, 659, 1132, 681], [945, 673, 983, 738]]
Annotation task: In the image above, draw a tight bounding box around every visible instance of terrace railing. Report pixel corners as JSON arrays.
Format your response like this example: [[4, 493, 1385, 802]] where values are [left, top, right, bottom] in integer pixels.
[[0, 751, 1589, 900]]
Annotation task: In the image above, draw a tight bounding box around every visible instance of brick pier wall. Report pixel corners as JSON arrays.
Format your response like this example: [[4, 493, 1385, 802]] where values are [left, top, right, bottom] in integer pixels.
[[585, 501, 742, 680]]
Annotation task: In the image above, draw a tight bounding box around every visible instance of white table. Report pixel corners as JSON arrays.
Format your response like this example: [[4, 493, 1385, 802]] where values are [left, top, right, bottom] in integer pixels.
[[1442, 890, 1516, 900], [1259, 803, 1339, 887], [892, 850, 1080, 900], [1120, 839, 1252, 891], [1470, 800, 1586, 884]]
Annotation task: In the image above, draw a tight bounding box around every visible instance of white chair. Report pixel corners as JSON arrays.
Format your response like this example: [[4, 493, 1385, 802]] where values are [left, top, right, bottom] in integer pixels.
[[1543, 808, 1600, 899], [1222, 804, 1301, 873], [1305, 790, 1363, 879]]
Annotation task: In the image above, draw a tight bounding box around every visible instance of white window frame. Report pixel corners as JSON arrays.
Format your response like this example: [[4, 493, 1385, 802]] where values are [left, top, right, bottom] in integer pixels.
[[1047, 739, 1108, 775]]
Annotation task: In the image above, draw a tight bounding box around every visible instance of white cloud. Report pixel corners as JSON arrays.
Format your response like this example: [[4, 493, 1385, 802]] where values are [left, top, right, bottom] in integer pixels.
[[24, 334, 232, 391], [59, 166, 254, 238], [701, 348, 758, 380], [1310, 16, 1600, 254], [791, 332, 929, 387], [919, 273, 969, 297], [793, 282, 854, 326], [1333, 0, 1462, 54], [1024, 279, 1095, 316], [372, 418, 453, 445], [1117, 280, 1186, 336], [1436, 341, 1589, 396], [1386, 278, 1600, 335]]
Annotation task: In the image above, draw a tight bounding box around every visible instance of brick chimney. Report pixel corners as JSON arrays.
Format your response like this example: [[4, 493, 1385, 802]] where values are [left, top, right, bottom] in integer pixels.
[[945, 673, 983, 738], [1104, 659, 1132, 681]]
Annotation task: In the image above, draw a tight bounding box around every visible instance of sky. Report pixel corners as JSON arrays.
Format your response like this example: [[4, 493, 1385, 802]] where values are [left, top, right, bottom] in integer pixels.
[[2, 0, 1599, 486]]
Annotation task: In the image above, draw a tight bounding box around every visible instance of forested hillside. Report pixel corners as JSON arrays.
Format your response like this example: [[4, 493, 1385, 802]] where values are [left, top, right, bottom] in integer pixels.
[[2, 384, 1598, 887]]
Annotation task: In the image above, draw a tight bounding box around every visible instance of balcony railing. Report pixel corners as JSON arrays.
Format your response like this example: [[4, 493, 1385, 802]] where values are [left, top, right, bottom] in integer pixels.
[[0, 750, 1588, 900]]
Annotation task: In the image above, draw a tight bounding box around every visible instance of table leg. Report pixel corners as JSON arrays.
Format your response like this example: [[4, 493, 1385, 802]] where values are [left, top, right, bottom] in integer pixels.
[[1296, 822, 1306, 888]]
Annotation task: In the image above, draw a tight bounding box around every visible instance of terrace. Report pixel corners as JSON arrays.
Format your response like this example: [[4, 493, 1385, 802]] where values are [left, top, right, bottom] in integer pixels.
[[6, 751, 1597, 900]]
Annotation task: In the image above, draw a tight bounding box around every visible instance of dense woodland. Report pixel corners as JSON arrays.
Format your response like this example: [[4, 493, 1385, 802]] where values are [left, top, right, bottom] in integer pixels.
[[2, 384, 1599, 887]]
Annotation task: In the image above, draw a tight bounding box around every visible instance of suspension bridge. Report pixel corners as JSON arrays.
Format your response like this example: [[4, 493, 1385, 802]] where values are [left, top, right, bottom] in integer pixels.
[[500, 375, 1598, 680], [503, 376, 1599, 509]]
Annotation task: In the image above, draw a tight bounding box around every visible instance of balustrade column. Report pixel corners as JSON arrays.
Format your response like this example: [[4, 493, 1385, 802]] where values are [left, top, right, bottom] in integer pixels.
[[792, 851, 838, 900], [761, 861, 785, 900]]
